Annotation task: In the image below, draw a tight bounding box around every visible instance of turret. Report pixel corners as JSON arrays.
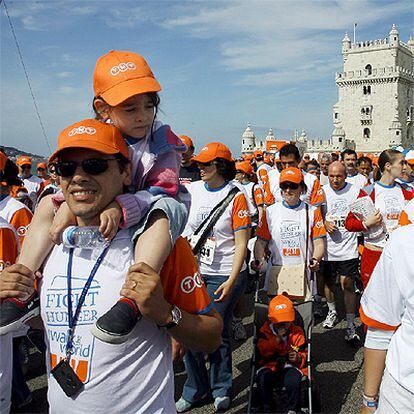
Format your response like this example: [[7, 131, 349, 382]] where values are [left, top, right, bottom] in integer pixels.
[[331, 126, 346, 151], [265, 128, 275, 141], [241, 122, 256, 154], [389, 113, 402, 147], [407, 36, 414, 53], [389, 24, 399, 48], [342, 32, 351, 54]]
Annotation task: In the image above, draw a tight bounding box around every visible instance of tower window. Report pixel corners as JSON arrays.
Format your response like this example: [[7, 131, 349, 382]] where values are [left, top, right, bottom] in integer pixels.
[[334, 112, 338, 119], [363, 86, 371, 95], [365, 64, 372, 75], [363, 128, 371, 139]]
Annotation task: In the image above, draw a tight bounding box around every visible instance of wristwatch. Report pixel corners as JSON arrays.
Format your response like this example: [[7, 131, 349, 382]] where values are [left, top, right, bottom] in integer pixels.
[[160, 305, 182, 330]]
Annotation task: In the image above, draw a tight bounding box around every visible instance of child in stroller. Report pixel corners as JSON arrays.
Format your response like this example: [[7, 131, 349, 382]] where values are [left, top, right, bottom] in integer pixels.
[[256, 295, 308, 413]]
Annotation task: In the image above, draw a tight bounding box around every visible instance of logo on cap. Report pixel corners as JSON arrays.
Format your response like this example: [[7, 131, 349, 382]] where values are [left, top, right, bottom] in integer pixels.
[[286, 170, 295, 175], [110, 62, 136, 76], [201, 146, 209, 152], [275, 304, 287, 310], [68, 126, 97, 137]]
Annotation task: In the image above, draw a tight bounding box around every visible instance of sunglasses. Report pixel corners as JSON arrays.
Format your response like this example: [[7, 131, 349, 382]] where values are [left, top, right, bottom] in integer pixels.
[[280, 182, 300, 191], [197, 161, 215, 167], [55, 158, 118, 177], [20, 165, 31, 170]]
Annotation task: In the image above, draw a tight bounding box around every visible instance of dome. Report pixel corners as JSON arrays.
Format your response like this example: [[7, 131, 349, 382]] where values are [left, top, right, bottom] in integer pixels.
[[242, 122, 255, 139], [389, 24, 399, 36], [265, 128, 275, 141], [342, 32, 351, 43], [407, 36, 414, 46], [332, 126, 345, 137]]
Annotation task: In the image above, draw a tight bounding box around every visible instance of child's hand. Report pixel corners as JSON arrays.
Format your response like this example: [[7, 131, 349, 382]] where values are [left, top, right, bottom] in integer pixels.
[[49, 202, 76, 244], [288, 351, 300, 364], [99, 201, 123, 240]]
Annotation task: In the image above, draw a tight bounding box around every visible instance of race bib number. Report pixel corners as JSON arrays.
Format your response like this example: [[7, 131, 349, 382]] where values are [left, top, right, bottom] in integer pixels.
[[199, 238, 216, 265], [280, 222, 301, 257], [328, 215, 346, 230]]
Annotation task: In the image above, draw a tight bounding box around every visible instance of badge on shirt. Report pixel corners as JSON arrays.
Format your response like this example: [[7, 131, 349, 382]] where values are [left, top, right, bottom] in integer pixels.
[[199, 238, 216, 265]]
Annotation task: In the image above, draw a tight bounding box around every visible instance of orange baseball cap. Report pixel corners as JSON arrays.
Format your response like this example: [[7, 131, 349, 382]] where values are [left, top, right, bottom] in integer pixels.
[[0, 152, 7, 172], [180, 135, 194, 150], [192, 142, 233, 163], [93, 50, 161, 106], [37, 162, 47, 170], [253, 150, 264, 160], [49, 119, 129, 162], [16, 155, 32, 166], [268, 295, 295, 323], [279, 167, 303, 184], [235, 160, 253, 175]]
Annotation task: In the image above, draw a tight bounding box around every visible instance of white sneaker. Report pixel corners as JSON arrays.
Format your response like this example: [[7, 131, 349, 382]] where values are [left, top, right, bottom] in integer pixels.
[[322, 310, 338, 329], [214, 396, 230, 411], [232, 318, 247, 341], [345, 325, 361, 342]]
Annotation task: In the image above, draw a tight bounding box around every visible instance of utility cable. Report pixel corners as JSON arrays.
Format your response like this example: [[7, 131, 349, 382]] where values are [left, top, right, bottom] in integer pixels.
[[2, 0, 52, 154]]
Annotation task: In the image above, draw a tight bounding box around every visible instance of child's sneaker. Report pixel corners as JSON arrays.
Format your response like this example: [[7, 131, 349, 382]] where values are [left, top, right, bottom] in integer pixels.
[[232, 317, 247, 341], [214, 396, 230, 411], [0, 293, 40, 335], [322, 310, 338, 329], [345, 325, 361, 342], [91, 299, 141, 344]]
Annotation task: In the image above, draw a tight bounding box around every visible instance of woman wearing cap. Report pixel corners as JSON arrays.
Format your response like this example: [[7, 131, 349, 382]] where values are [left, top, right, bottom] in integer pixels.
[[235, 160, 264, 225], [254, 167, 326, 293], [256, 295, 308, 413], [345, 149, 412, 289], [177, 142, 251, 412]]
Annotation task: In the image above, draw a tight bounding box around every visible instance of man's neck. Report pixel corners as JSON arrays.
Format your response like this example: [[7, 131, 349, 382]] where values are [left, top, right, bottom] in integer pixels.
[[347, 169, 357, 177]]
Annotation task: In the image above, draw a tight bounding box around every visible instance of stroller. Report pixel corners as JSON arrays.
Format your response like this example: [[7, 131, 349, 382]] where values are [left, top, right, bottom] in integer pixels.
[[247, 271, 321, 413]]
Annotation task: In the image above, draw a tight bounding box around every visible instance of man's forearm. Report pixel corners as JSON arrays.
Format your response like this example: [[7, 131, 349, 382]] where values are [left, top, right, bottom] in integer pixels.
[[363, 347, 387, 397], [169, 309, 222, 353]]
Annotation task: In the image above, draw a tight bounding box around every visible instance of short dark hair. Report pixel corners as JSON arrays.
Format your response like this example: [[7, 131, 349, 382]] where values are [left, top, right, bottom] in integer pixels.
[[357, 156, 372, 166], [0, 159, 23, 187], [279, 144, 300, 162], [214, 158, 236, 181], [341, 149, 357, 160], [378, 149, 402, 173]]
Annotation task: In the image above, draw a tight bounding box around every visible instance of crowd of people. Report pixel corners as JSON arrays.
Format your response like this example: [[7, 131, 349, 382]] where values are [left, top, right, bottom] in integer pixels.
[[0, 49, 413, 414]]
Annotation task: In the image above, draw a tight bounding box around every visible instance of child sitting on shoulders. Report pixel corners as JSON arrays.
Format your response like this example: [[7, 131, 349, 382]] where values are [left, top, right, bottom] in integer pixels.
[[256, 295, 308, 414]]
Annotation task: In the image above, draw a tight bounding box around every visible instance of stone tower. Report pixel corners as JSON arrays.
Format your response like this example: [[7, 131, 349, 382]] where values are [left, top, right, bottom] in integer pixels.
[[333, 24, 414, 152], [241, 122, 256, 154]]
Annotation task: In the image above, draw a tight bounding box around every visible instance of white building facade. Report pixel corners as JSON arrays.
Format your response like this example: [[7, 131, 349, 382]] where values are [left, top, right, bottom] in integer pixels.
[[334, 25, 414, 152]]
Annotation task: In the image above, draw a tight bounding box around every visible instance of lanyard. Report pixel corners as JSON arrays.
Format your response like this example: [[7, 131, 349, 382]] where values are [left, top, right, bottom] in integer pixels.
[[65, 245, 110, 361]]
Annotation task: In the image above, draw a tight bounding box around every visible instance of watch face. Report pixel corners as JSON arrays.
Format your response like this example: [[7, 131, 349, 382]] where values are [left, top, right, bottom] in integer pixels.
[[171, 306, 182, 325]]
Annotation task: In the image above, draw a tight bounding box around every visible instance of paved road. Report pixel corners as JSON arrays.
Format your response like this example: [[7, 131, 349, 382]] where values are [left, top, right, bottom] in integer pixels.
[[15, 294, 364, 414]]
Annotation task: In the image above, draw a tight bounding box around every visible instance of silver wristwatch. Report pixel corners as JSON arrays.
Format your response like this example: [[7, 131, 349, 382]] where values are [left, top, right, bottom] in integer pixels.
[[162, 305, 182, 330]]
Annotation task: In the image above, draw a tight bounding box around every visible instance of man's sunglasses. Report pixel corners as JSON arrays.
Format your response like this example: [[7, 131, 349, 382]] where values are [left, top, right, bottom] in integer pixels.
[[280, 182, 300, 191], [55, 158, 118, 177], [20, 165, 31, 170]]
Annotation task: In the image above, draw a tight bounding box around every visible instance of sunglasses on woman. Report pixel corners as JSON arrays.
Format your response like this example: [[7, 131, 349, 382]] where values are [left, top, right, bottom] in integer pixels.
[[55, 158, 118, 177], [280, 182, 300, 191], [197, 161, 215, 167]]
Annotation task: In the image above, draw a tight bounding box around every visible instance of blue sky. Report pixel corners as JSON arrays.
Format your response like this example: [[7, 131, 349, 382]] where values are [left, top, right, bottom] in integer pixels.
[[1, 0, 413, 157]]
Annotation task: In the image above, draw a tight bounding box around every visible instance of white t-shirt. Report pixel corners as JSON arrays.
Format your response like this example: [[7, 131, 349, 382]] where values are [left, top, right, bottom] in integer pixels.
[[256, 201, 326, 267], [21, 174, 43, 207], [361, 225, 414, 393], [364, 182, 408, 248], [40, 229, 211, 414], [323, 183, 359, 261], [320, 172, 329, 187], [346, 172, 368, 191], [266, 169, 324, 206], [184, 181, 251, 276]]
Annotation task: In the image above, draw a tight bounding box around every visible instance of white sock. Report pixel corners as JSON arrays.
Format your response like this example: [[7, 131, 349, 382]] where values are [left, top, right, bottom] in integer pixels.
[[327, 302, 336, 313], [346, 313, 355, 328]]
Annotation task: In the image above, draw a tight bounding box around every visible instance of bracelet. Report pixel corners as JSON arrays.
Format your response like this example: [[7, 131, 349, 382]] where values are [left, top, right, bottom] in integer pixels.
[[362, 394, 378, 408]]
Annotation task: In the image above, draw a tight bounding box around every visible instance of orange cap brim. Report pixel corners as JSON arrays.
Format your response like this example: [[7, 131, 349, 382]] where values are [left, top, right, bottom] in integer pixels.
[[49, 139, 128, 163], [101, 77, 161, 106]]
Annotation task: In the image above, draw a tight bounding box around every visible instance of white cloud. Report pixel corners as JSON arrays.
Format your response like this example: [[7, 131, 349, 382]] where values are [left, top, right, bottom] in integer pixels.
[[164, 0, 413, 85], [57, 71, 73, 78]]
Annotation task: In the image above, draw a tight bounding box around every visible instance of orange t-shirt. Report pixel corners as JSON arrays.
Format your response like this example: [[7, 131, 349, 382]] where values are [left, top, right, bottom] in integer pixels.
[[0, 219, 19, 270]]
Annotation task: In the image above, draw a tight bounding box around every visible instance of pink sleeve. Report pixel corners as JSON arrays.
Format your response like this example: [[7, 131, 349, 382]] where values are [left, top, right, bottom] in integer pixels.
[[144, 150, 181, 197]]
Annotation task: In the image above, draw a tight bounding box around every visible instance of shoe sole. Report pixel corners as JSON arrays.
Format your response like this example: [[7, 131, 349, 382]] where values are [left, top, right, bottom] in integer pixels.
[[0, 307, 40, 336], [322, 321, 339, 329], [90, 324, 134, 344]]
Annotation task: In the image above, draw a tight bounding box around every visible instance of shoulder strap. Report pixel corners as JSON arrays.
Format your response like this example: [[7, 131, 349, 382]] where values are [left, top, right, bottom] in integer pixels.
[[305, 203, 309, 266], [192, 186, 240, 255]]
